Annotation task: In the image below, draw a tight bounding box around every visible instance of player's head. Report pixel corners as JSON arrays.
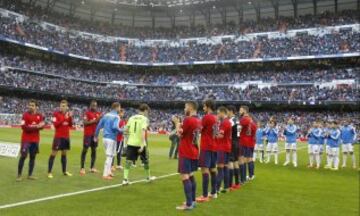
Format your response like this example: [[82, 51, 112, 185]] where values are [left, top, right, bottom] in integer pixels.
[[217, 106, 227, 120], [90, 100, 97, 111], [269, 120, 276, 127], [343, 119, 349, 126], [257, 121, 261, 128], [226, 105, 236, 117], [119, 108, 125, 117], [331, 121, 338, 129], [171, 115, 179, 123], [60, 100, 69, 113], [203, 99, 215, 113], [111, 102, 121, 113], [184, 101, 198, 116], [312, 121, 318, 127], [239, 105, 249, 116], [28, 99, 38, 113], [288, 118, 294, 125], [138, 103, 150, 116]]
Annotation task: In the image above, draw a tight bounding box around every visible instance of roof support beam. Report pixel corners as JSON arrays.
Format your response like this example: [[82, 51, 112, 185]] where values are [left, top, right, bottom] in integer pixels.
[[313, 0, 317, 16], [234, 0, 244, 24], [291, 0, 298, 18], [217, 7, 227, 27], [334, 0, 338, 14], [90, 5, 96, 22], [270, 0, 279, 20], [253, 2, 261, 23]]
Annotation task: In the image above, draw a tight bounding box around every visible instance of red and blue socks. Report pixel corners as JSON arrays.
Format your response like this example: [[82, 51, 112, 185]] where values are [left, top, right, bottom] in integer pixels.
[[202, 173, 209, 197], [183, 179, 193, 207]]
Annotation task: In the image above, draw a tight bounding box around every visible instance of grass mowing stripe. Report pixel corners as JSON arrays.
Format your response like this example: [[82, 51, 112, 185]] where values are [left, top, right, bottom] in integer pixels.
[[0, 172, 179, 210], [0, 143, 308, 210]]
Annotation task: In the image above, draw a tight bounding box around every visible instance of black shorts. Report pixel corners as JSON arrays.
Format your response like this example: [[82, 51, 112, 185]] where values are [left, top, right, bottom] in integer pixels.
[[229, 141, 239, 162], [20, 142, 39, 157], [126, 145, 148, 163], [83, 135, 98, 148], [52, 138, 70, 151]]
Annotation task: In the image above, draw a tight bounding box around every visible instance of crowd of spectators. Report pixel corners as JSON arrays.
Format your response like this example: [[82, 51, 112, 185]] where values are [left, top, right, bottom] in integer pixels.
[[0, 96, 358, 136], [2, 1, 359, 38], [1, 67, 358, 102], [0, 10, 359, 63], [1, 53, 358, 85]]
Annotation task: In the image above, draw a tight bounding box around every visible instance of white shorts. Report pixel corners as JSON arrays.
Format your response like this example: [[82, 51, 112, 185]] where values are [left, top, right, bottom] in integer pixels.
[[325, 145, 331, 154], [329, 147, 340, 156], [266, 143, 278, 152], [319, 144, 324, 153], [103, 138, 117, 156], [255, 144, 264, 151], [342, 143, 354, 153], [308, 145, 320, 154], [285, 142, 297, 150]]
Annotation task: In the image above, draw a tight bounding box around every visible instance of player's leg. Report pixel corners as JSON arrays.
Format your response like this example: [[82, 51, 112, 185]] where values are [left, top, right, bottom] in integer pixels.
[[342, 144, 348, 168], [223, 158, 230, 191], [103, 139, 115, 179], [169, 137, 176, 159], [123, 146, 137, 183], [284, 143, 290, 166], [27, 143, 39, 179], [174, 137, 179, 159], [273, 143, 278, 165], [196, 150, 211, 201], [80, 136, 90, 175], [248, 148, 255, 180], [314, 145, 321, 169], [176, 168, 193, 211], [332, 147, 340, 170], [90, 137, 98, 172], [349, 145, 356, 168], [209, 152, 218, 198], [265, 143, 272, 163], [48, 149, 57, 178], [17, 142, 29, 181], [216, 163, 224, 192], [142, 147, 154, 181], [291, 143, 297, 167], [253, 145, 257, 162], [61, 138, 71, 176], [308, 145, 314, 168]]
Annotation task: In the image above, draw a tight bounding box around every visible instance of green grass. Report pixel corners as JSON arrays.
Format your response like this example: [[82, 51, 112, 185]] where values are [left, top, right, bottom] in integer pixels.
[[0, 128, 358, 216]]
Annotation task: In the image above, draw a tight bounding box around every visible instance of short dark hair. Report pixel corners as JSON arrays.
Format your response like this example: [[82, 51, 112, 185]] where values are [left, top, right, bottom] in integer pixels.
[[90, 100, 97, 105], [203, 99, 216, 111], [186, 101, 198, 110], [111, 102, 121, 109], [60, 99, 68, 105], [29, 99, 38, 106], [240, 105, 249, 113], [139, 103, 150, 112], [226, 105, 236, 114], [217, 106, 228, 114]]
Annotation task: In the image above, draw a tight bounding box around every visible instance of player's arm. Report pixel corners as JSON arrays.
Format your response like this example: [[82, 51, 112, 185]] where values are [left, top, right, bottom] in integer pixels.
[[37, 115, 46, 130], [94, 117, 105, 141], [351, 126, 357, 143], [330, 130, 340, 140], [20, 114, 37, 132], [83, 113, 96, 126], [52, 113, 65, 128], [138, 119, 149, 152], [112, 116, 124, 133]]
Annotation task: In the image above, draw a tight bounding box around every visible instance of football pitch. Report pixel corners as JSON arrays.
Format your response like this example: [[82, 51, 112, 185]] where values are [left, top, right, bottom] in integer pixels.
[[0, 128, 358, 216]]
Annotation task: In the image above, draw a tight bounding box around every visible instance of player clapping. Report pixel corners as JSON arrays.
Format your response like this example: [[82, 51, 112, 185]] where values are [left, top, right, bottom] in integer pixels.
[[307, 122, 322, 169], [17, 100, 45, 181], [325, 121, 341, 170], [175, 101, 201, 210], [80, 100, 101, 176], [48, 100, 73, 178], [283, 118, 298, 167], [264, 120, 279, 165], [340, 120, 357, 168]]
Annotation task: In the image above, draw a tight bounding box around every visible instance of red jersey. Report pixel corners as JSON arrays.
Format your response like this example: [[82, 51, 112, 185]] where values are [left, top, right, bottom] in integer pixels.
[[21, 112, 44, 143], [216, 118, 232, 152], [239, 115, 257, 147], [53, 111, 73, 138], [179, 115, 201, 160], [117, 119, 127, 142], [200, 113, 217, 152], [83, 110, 101, 136]]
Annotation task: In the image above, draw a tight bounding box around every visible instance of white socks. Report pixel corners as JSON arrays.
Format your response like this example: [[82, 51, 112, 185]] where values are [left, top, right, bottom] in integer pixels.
[[342, 153, 347, 167], [103, 155, 113, 177], [274, 152, 278, 164], [315, 153, 320, 167], [292, 151, 297, 165], [309, 154, 314, 166], [285, 152, 290, 163]]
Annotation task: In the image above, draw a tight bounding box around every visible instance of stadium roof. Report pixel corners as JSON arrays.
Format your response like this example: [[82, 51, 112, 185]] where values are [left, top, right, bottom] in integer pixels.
[[27, 0, 359, 27]]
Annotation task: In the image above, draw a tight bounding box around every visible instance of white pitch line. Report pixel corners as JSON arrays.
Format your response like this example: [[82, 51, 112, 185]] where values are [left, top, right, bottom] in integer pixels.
[[0, 143, 309, 210], [0, 172, 179, 210]]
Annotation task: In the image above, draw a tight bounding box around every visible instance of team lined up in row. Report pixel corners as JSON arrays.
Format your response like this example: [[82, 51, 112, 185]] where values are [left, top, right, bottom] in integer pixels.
[[253, 119, 357, 170], [17, 99, 153, 182]]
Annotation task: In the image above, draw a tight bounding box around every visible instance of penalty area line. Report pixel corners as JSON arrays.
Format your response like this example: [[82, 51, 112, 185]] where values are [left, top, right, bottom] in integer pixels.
[[0, 172, 179, 210]]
